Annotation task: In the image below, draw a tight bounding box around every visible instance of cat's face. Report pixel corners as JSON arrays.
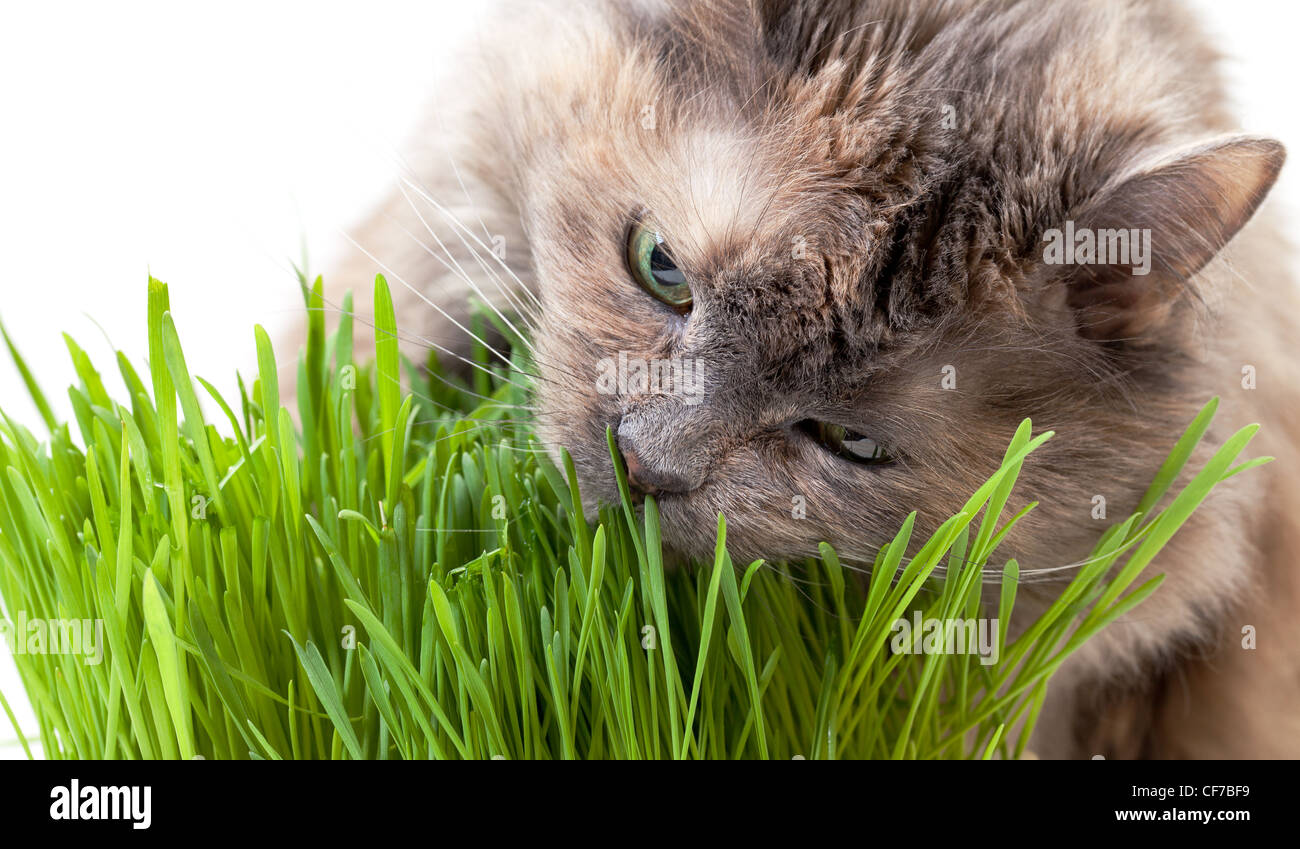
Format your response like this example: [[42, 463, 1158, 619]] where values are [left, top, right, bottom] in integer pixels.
[[491, 0, 1283, 567], [526, 122, 1009, 564], [526, 129, 1085, 565]]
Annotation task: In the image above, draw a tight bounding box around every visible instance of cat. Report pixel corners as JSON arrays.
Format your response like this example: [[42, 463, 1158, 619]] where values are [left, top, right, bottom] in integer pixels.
[[311, 0, 1300, 759]]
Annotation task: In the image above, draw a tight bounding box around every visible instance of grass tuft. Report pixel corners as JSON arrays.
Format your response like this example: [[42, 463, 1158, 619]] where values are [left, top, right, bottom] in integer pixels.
[[0, 278, 1266, 759]]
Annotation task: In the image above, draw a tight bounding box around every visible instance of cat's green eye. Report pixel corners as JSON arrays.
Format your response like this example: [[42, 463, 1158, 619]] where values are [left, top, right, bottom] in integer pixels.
[[627, 223, 692, 310], [804, 421, 895, 466]]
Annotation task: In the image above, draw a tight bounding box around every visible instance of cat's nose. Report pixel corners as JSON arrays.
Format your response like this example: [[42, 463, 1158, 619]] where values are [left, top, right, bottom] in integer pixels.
[[617, 438, 694, 497]]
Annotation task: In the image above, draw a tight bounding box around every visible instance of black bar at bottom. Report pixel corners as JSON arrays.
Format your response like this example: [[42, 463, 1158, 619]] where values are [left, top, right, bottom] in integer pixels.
[[0, 759, 1286, 836]]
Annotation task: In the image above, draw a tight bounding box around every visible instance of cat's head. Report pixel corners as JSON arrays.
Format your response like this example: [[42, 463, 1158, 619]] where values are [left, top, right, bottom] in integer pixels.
[[460, 0, 1285, 567]]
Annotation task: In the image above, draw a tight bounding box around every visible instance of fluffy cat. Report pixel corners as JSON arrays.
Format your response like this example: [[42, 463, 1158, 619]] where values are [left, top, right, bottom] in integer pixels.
[[314, 0, 1300, 758]]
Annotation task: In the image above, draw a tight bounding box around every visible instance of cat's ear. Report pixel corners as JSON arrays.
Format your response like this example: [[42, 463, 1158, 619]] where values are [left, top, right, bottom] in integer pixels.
[[1059, 135, 1285, 342]]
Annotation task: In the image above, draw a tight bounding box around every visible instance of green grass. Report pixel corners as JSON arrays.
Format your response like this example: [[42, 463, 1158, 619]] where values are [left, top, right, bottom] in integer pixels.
[[0, 276, 1267, 759]]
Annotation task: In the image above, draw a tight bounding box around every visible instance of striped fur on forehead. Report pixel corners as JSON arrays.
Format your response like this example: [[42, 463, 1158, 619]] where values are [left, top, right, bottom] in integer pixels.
[[603, 0, 1240, 328], [599, 1, 993, 336], [484, 0, 1243, 350]]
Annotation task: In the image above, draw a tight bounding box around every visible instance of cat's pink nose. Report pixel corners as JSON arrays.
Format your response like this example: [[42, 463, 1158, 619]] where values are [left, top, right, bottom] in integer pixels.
[[618, 441, 692, 497]]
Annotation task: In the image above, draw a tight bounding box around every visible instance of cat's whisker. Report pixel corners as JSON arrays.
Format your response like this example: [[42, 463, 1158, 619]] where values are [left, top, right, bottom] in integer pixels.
[[399, 175, 546, 316], [378, 131, 624, 393], [336, 231, 526, 376], [493, 444, 556, 454], [338, 235, 592, 389], [357, 419, 553, 450], [341, 301, 541, 388], [306, 293, 550, 395], [383, 212, 544, 358], [400, 177, 548, 333], [395, 181, 542, 350], [434, 119, 495, 247], [401, 362, 544, 411], [367, 371, 532, 430]]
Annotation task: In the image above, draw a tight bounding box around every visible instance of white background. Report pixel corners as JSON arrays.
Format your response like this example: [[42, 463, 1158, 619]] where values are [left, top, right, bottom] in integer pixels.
[[0, 1, 1296, 757]]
